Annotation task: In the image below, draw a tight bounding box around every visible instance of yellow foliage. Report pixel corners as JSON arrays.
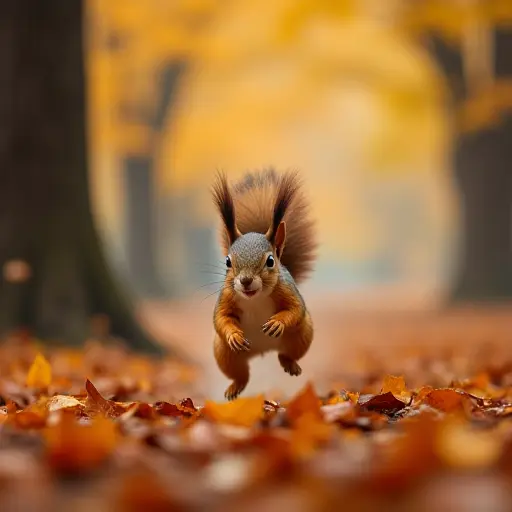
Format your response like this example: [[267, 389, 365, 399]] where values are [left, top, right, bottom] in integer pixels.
[[26, 354, 52, 389]]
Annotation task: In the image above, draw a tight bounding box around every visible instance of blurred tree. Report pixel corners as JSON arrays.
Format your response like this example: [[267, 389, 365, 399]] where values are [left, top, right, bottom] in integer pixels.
[[0, 0, 167, 354], [88, 0, 222, 299], [398, 1, 512, 301]]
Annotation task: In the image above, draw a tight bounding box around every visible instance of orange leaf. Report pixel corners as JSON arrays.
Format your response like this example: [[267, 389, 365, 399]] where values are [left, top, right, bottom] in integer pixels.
[[202, 395, 264, 427], [422, 389, 465, 412], [26, 353, 52, 389], [14, 410, 47, 429], [290, 412, 334, 458], [85, 379, 125, 418], [44, 411, 118, 475], [382, 375, 409, 400], [286, 382, 322, 423]]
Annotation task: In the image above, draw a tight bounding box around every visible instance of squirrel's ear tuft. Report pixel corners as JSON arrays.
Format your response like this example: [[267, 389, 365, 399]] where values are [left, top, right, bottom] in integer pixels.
[[266, 170, 299, 244], [212, 171, 241, 247], [274, 221, 286, 259]]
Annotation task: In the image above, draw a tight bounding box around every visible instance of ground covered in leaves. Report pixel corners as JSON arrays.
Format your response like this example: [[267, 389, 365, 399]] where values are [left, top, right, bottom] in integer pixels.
[[1, 331, 512, 511]]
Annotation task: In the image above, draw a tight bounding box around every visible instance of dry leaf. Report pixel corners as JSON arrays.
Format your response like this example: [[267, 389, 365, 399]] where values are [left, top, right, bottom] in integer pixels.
[[47, 395, 83, 413], [421, 389, 465, 412], [44, 411, 118, 474], [286, 382, 322, 423], [85, 379, 126, 418], [290, 412, 334, 458], [26, 354, 52, 389], [381, 375, 410, 401], [359, 392, 407, 416], [202, 395, 264, 427]]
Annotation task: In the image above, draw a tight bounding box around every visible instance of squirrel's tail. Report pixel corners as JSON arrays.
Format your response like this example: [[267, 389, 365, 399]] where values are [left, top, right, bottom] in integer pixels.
[[216, 168, 317, 284]]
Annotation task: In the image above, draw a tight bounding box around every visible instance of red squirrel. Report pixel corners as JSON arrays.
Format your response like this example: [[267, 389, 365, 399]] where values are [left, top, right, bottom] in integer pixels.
[[211, 169, 317, 400]]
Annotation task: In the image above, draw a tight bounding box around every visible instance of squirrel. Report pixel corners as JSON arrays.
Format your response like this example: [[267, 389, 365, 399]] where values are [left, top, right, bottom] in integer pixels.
[[211, 169, 317, 400]]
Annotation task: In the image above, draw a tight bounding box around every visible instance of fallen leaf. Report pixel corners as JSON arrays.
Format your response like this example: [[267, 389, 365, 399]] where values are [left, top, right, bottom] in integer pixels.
[[13, 410, 47, 429], [202, 395, 264, 427], [359, 392, 407, 416], [421, 389, 466, 412], [26, 354, 52, 389], [381, 375, 410, 401], [286, 382, 322, 423], [85, 379, 126, 418], [44, 411, 118, 474], [47, 395, 83, 413], [290, 412, 334, 458]]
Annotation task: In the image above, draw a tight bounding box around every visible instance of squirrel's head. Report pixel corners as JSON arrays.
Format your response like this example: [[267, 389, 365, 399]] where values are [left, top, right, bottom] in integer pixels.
[[212, 170, 296, 300], [225, 223, 286, 300]]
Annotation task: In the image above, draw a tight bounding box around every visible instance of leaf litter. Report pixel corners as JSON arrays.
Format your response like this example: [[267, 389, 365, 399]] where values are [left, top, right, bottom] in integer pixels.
[[0, 331, 512, 510]]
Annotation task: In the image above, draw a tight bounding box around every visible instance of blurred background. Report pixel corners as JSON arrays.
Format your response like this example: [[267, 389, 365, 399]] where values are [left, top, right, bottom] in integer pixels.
[[2, 0, 512, 400]]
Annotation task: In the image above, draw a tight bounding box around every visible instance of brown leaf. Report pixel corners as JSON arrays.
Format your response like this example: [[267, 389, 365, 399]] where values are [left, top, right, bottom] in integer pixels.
[[154, 401, 182, 417], [132, 402, 152, 420], [286, 382, 322, 423], [421, 389, 466, 412], [154, 400, 196, 418], [13, 410, 47, 429], [359, 392, 407, 416], [85, 379, 126, 418]]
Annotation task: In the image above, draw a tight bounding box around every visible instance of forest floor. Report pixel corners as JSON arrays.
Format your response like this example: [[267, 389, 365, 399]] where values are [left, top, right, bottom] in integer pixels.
[[1, 297, 512, 510]]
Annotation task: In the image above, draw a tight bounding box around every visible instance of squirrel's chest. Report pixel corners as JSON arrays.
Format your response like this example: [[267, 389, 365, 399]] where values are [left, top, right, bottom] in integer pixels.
[[237, 296, 279, 355]]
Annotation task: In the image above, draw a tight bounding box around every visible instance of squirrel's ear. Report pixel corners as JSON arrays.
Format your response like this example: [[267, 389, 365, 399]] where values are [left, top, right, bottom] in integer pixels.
[[273, 221, 286, 259]]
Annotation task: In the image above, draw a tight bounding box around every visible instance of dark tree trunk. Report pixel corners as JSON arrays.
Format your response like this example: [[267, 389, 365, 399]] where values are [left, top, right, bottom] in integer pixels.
[[451, 116, 512, 300], [124, 155, 165, 297], [427, 30, 512, 302], [0, 0, 168, 354]]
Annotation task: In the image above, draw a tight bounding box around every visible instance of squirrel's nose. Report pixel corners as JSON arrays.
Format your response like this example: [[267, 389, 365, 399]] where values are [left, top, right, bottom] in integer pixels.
[[240, 276, 253, 288]]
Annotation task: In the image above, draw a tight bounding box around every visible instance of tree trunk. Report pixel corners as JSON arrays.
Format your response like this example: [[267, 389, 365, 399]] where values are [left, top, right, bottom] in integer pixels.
[[0, 0, 168, 354], [427, 31, 512, 302], [122, 61, 186, 299], [451, 116, 512, 301]]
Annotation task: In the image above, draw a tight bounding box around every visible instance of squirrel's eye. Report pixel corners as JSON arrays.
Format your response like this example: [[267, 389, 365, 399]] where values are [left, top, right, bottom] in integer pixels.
[[266, 255, 275, 268], [225, 256, 232, 268]]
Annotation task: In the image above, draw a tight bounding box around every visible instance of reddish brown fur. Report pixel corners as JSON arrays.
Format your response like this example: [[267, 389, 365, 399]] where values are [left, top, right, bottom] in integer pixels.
[[218, 169, 317, 284], [211, 168, 316, 400], [213, 278, 313, 400]]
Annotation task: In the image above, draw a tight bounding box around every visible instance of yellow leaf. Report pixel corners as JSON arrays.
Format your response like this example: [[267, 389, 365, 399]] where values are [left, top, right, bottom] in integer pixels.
[[202, 395, 264, 427], [381, 375, 410, 401], [26, 353, 52, 389]]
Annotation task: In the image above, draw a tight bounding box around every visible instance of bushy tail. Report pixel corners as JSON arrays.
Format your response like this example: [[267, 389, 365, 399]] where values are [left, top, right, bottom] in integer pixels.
[[216, 168, 317, 283]]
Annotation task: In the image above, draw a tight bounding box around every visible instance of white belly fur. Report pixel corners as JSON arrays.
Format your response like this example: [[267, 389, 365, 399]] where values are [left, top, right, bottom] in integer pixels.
[[237, 295, 280, 356]]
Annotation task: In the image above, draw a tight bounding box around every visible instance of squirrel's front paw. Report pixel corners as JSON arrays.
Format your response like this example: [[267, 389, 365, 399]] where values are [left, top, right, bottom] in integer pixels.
[[262, 319, 285, 338], [227, 332, 250, 351]]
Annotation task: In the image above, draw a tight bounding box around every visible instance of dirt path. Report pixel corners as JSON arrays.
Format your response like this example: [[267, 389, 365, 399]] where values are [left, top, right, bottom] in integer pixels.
[[138, 293, 512, 401]]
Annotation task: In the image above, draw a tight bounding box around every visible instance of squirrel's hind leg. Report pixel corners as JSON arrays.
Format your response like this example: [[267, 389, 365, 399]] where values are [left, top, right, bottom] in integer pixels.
[[277, 312, 313, 377], [214, 334, 250, 400]]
